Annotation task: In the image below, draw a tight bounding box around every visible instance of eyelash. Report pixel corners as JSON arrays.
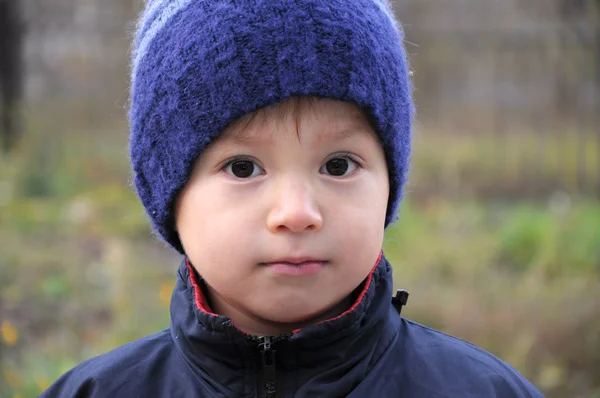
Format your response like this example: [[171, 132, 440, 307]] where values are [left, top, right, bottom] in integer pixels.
[[328, 152, 361, 165], [221, 156, 261, 169]]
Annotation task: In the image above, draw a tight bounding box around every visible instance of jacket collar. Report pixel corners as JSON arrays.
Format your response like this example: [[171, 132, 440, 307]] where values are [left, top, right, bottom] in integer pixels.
[[169, 252, 401, 394]]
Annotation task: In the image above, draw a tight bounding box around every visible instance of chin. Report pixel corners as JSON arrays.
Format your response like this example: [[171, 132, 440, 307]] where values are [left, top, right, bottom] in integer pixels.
[[262, 298, 343, 325]]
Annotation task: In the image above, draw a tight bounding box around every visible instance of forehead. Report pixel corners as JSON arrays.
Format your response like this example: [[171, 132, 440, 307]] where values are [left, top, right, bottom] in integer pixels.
[[220, 97, 376, 145]]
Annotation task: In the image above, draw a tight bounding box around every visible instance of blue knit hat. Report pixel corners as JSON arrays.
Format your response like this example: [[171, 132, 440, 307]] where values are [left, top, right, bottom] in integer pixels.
[[129, 0, 414, 254]]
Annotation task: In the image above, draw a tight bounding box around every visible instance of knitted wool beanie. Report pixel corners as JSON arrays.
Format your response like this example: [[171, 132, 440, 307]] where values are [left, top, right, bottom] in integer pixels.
[[129, 0, 414, 254]]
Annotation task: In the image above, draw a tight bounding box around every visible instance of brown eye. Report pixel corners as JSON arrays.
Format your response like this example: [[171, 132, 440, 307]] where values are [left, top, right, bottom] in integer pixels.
[[326, 159, 348, 176], [224, 159, 263, 178], [320, 156, 358, 177]]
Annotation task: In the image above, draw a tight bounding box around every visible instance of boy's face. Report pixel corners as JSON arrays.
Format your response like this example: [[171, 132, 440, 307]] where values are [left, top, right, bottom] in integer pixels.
[[175, 98, 389, 335]]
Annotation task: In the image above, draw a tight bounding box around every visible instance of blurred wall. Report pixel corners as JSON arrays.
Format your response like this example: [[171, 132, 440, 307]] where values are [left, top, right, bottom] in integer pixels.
[[21, 0, 137, 110]]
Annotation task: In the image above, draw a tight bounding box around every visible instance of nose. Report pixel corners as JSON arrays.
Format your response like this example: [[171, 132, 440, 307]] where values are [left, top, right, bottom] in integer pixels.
[[266, 177, 323, 234]]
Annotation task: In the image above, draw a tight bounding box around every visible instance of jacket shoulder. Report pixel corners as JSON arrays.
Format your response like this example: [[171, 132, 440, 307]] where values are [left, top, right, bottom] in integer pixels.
[[40, 330, 173, 398], [396, 319, 544, 397]]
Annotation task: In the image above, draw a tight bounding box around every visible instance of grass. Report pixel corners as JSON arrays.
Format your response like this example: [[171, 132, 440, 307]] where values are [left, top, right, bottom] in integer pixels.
[[0, 118, 599, 397]]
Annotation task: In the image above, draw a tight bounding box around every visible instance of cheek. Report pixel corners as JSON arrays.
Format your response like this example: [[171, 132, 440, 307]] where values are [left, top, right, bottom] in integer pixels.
[[327, 195, 386, 252], [330, 173, 388, 224], [336, 211, 384, 264], [176, 184, 259, 266], [325, 175, 388, 260], [178, 208, 248, 288]]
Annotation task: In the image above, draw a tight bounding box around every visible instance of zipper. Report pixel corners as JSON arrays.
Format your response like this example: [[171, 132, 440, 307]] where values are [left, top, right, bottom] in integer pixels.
[[258, 336, 277, 398]]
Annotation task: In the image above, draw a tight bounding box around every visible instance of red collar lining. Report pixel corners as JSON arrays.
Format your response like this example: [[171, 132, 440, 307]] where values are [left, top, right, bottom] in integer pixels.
[[186, 258, 220, 317]]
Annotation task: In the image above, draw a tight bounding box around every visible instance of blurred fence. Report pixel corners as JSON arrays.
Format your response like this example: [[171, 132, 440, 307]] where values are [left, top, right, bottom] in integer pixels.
[[13, 0, 600, 198], [396, 0, 600, 198], [21, 0, 136, 111]]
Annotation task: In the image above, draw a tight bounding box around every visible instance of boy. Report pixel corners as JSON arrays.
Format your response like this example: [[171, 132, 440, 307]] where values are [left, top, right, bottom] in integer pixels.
[[43, 0, 544, 397]]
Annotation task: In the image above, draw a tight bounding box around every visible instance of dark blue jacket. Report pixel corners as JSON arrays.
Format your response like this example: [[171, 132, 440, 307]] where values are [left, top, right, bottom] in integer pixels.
[[42, 255, 544, 397]]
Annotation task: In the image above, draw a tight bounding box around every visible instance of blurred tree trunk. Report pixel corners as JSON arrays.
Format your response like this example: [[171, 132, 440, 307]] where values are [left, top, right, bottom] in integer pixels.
[[0, 0, 24, 153]]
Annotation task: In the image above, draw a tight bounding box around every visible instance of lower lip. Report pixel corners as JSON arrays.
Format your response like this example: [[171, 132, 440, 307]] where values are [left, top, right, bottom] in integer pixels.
[[263, 261, 327, 276]]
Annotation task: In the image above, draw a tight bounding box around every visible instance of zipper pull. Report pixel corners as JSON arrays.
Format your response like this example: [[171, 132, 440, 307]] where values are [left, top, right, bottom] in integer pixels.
[[259, 336, 277, 398]]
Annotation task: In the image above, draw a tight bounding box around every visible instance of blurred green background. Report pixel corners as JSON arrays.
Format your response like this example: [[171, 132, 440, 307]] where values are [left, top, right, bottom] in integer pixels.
[[1, 1, 599, 397]]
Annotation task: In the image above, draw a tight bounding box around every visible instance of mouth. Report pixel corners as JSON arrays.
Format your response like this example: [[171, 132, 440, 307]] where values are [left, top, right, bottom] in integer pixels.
[[260, 257, 328, 276]]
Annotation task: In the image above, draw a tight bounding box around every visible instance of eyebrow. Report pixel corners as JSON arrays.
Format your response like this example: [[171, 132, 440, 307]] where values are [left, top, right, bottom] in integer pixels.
[[315, 126, 374, 145], [221, 122, 374, 146], [221, 123, 276, 145]]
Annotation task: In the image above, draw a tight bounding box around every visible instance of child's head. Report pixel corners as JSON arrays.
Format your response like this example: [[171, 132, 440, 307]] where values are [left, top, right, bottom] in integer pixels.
[[174, 97, 389, 333], [129, 0, 413, 332]]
